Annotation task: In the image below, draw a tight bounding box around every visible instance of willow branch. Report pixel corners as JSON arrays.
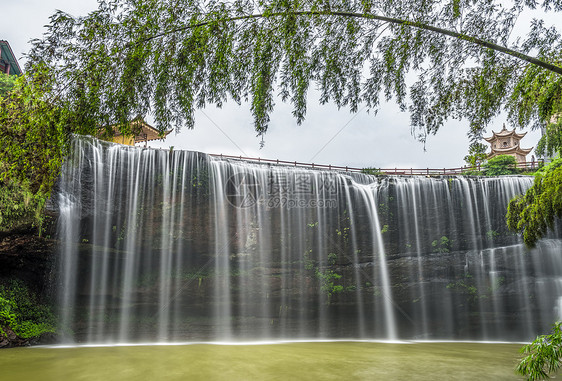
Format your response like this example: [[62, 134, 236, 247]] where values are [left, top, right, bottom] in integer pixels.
[[138, 10, 562, 75]]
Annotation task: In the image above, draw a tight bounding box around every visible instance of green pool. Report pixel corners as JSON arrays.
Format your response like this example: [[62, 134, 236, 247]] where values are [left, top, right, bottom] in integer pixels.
[[0, 342, 528, 380]]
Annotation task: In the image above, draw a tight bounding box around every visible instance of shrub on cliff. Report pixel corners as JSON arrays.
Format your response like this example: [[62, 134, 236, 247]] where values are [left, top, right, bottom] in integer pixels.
[[0, 280, 56, 340], [483, 155, 520, 176], [508, 157, 562, 247]]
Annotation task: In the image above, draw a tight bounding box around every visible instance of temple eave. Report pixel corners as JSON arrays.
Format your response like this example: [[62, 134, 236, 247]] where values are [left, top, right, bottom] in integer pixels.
[[134, 129, 172, 143], [486, 129, 527, 141], [489, 146, 533, 156]]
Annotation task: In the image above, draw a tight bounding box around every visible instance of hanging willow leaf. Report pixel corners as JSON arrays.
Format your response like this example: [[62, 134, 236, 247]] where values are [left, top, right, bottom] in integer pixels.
[[23, 0, 562, 142]]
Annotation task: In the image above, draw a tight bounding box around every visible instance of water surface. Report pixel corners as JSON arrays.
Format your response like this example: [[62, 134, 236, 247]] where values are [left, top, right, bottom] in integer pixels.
[[0, 342, 525, 380]]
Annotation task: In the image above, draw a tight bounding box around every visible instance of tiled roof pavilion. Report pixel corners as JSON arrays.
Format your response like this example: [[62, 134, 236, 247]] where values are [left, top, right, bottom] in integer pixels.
[[0, 40, 22, 76], [484, 124, 533, 163]]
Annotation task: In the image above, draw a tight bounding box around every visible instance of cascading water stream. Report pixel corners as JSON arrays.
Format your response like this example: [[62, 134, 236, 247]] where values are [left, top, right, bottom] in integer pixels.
[[55, 137, 562, 344]]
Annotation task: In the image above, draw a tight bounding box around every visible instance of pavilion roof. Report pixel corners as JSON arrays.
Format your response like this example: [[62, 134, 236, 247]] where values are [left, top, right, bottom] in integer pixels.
[[103, 118, 172, 143], [488, 143, 533, 157], [484, 124, 527, 142], [0, 40, 22, 76], [130, 119, 172, 143]]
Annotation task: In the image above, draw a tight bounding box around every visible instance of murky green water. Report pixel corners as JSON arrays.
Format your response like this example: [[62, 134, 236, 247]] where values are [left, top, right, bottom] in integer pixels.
[[0, 342, 528, 380]]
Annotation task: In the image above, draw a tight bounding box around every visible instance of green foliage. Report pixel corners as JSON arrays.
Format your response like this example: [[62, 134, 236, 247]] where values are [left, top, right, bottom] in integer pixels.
[[190, 166, 210, 197], [536, 115, 562, 158], [361, 167, 383, 175], [507, 157, 562, 247], [315, 268, 344, 301], [0, 175, 47, 232], [463, 153, 533, 176], [23, 0, 562, 144], [0, 63, 74, 196], [446, 273, 479, 303], [446, 272, 506, 307], [483, 155, 520, 176], [0, 64, 83, 230], [486, 229, 500, 240], [0, 280, 56, 339], [461, 168, 483, 176], [0, 73, 17, 97], [335, 226, 350, 241], [303, 250, 314, 270], [463, 142, 488, 167], [303, 250, 343, 303], [517, 322, 562, 381], [431, 236, 450, 253], [509, 56, 562, 150]]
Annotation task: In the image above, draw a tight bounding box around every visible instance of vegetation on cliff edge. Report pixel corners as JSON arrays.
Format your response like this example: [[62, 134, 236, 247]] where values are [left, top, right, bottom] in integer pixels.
[[0, 280, 56, 341]]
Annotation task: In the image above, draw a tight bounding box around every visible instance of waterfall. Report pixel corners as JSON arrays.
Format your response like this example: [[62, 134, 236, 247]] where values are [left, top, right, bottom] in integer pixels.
[[55, 137, 562, 343]]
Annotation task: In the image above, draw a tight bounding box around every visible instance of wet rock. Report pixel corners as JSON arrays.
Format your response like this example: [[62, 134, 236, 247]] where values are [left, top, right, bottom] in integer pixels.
[[0, 327, 60, 348], [0, 224, 58, 348], [0, 327, 28, 348], [0, 229, 56, 301]]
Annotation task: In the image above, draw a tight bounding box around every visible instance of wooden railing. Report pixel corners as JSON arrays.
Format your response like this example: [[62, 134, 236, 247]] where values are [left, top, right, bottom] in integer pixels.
[[210, 154, 546, 176]]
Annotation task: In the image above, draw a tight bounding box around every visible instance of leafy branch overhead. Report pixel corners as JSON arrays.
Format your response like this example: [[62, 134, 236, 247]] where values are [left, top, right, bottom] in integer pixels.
[[27, 0, 562, 143]]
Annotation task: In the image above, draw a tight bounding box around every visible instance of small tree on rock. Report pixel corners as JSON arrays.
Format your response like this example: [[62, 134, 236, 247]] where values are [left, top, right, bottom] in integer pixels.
[[464, 142, 488, 167]]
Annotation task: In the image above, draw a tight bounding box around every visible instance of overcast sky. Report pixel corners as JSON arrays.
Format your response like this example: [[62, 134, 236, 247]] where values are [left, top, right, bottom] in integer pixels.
[[4, 0, 553, 169]]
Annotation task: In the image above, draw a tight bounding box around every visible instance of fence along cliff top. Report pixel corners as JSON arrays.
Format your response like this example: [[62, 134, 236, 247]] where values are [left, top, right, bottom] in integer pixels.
[[208, 153, 543, 176]]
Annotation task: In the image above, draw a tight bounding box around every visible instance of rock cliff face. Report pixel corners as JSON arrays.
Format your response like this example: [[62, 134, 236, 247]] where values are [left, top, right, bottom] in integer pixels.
[[0, 225, 57, 348], [0, 326, 57, 348], [0, 229, 56, 299], [51, 138, 562, 343], [0, 326, 31, 348]]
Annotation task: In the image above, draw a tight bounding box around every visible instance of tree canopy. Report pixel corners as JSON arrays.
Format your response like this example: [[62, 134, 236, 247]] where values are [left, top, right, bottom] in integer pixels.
[[0, 64, 75, 196], [463, 142, 488, 167], [25, 0, 562, 144], [483, 154, 521, 175]]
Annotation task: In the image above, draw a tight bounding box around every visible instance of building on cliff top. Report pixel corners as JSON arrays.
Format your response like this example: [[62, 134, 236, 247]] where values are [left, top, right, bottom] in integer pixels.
[[484, 124, 533, 163], [0, 41, 22, 76], [101, 118, 172, 146]]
